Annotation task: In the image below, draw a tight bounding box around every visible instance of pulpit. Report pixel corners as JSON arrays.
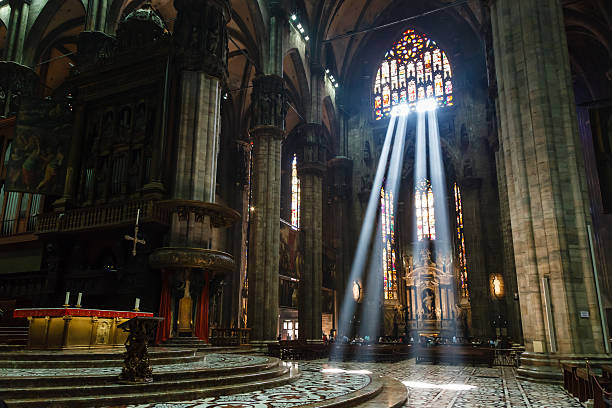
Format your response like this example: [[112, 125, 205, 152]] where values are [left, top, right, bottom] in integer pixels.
[[13, 308, 154, 349]]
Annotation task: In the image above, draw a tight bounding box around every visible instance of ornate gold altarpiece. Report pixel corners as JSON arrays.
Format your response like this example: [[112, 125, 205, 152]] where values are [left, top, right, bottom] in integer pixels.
[[13, 308, 154, 349]]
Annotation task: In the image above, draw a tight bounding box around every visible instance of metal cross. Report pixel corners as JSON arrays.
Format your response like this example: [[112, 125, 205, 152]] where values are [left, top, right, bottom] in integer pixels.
[[124, 209, 146, 256]]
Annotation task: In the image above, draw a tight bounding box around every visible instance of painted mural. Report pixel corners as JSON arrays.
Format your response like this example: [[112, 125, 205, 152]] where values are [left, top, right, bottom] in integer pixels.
[[5, 98, 73, 195], [279, 220, 303, 279]]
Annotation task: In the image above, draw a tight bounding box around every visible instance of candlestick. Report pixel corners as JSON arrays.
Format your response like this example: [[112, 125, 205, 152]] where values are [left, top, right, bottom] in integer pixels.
[[76, 292, 82, 308], [64, 291, 70, 307], [136, 209, 140, 226], [134, 298, 140, 311]]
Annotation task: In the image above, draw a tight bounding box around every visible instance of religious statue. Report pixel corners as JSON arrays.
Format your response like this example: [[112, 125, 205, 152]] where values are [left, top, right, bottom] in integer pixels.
[[177, 279, 193, 334], [422, 288, 436, 320]]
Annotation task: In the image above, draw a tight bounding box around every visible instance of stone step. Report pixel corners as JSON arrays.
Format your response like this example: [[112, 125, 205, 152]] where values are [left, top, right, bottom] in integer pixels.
[[354, 376, 408, 408], [0, 356, 280, 388], [0, 354, 201, 368], [0, 347, 194, 361], [4, 366, 299, 408], [0, 366, 287, 400]]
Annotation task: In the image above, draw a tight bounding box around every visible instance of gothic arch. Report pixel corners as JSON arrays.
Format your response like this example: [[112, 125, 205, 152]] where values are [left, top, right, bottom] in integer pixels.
[[322, 96, 339, 156], [23, 0, 85, 67], [283, 48, 310, 134], [0, 18, 7, 55]]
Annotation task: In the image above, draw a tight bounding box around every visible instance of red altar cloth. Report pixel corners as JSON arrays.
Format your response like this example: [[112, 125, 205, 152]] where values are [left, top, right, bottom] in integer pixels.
[[13, 308, 154, 319]]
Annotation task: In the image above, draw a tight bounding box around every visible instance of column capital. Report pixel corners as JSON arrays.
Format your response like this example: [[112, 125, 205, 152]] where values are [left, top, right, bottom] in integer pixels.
[[250, 74, 286, 129], [249, 124, 285, 141], [309, 64, 326, 79], [327, 155, 352, 170], [297, 162, 326, 177], [268, 1, 285, 18], [460, 176, 482, 191], [173, 0, 231, 79]]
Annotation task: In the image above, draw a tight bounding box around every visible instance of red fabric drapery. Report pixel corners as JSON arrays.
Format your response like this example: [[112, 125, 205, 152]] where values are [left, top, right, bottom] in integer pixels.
[[195, 273, 210, 342], [155, 270, 172, 344]]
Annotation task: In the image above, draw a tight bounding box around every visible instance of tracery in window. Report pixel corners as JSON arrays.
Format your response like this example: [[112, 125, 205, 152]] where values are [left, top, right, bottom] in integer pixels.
[[415, 179, 435, 241], [454, 183, 468, 297], [373, 29, 454, 120], [291, 154, 300, 229], [381, 187, 397, 300]]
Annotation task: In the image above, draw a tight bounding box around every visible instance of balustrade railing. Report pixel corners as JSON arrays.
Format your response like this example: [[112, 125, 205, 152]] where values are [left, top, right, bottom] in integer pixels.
[[36, 200, 170, 234]]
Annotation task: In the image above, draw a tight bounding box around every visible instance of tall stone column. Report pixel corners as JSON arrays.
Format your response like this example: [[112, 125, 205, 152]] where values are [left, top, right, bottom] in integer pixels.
[[247, 75, 285, 342], [460, 177, 492, 339], [328, 156, 353, 331], [85, 0, 108, 32], [149, 0, 232, 343], [171, 0, 230, 246], [297, 123, 326, 341], [3, 0, 29, 64], [495, 146, 523, 342], [490, 0, 611, 380]]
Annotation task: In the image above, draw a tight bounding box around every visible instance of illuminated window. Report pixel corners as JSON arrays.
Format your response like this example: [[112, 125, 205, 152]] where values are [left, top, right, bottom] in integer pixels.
[[454, 183, 469, 297], [373, 29, 454, 120], [381, 187, 397, 300], [415, 179, 435, 241], [291, 154, 300, 229]]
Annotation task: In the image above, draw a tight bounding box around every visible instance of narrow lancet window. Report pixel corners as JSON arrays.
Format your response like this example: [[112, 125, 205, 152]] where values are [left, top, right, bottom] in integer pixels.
[[454, 183, 469, 297], [416, 179, 435, 241], [291, 154, 300, 229], [381, 187, 397, 300]]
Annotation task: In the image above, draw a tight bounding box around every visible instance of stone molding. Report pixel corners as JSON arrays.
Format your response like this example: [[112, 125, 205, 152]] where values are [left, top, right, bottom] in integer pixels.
[[157, 199, 240, 228], [249, 124, 285, 141], [149, 247, 234, 272]]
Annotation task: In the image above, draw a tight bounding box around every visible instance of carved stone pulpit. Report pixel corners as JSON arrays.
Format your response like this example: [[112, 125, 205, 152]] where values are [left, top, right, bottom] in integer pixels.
[[118, 316, 164, 383]]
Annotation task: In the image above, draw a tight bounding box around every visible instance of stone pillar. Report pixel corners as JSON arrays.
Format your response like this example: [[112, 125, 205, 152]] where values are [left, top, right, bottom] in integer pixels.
[[297, 123, 326, 341], [496, 146, 523, 342], [328, 156, 353, 331], [490, 0, 611, 380], [247, 74, 285, 342], [171, 0, 230, 247], [3, 0, 30, 64], [460, 176, 492, 339]]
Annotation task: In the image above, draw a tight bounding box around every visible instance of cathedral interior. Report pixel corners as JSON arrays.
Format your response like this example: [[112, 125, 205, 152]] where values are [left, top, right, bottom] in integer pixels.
[[0, 0, 611, 406]]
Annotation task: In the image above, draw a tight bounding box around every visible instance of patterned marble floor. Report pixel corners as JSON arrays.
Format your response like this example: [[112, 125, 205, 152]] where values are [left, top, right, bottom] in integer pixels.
[[123, 359, 584, 408], [0, 354, 271, 377]]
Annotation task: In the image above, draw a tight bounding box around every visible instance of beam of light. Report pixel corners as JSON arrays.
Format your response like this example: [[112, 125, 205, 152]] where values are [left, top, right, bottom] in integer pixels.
[[362, 114, 408, 342], [337, 115, 398, 349], [416, 98, 438, 113], [428, 109, 451, 254], [402, 381, 476, 391], [391, 103, 411, 117]]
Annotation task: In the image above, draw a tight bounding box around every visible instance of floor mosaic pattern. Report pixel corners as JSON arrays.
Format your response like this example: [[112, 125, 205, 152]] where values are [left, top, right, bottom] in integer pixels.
[[126, 364, 370, 408], [0, 353, 270, 377], [123, 360, 584, 408]]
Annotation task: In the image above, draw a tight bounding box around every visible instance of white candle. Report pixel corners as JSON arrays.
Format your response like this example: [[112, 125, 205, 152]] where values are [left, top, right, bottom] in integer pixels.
[[136, 209, 140, 226], [64, 292, 70, 306], [134, 298, 140, 310], [77, 293, 82, 306]]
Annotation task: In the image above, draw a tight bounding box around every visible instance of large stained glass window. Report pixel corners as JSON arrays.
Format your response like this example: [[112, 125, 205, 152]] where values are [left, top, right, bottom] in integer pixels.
[[415, 179, 435, 241], [373, 29, 454, 120], [381, 187, 397, 300], [291, 154, 300, 229], [454, 183, 469, 297]]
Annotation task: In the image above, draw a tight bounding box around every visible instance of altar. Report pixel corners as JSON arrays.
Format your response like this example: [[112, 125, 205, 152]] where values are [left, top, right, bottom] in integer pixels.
[[13, 308, 154, 349]]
